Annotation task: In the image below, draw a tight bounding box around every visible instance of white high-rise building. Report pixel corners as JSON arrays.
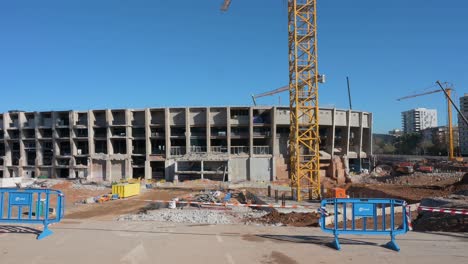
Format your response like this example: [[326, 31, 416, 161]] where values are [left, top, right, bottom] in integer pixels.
[[458, 94, 468, 155], [402, 108, 438, 134]]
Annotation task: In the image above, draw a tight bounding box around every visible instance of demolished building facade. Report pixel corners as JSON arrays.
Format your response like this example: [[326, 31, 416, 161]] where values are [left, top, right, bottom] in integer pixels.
[[0, 106, 372, 182]]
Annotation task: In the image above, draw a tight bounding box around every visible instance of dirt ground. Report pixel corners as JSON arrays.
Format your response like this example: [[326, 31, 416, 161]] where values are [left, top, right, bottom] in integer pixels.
[[251, 211, 321, 227], [65, 189, 187, 220]]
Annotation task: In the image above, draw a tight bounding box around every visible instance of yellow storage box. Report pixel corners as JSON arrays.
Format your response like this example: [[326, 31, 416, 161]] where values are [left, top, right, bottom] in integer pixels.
[[112, 182, 140, 198]]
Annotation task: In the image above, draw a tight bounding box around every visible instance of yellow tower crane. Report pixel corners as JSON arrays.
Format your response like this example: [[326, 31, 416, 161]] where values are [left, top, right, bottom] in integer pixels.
[[397, 81, 461, 161], [221, 0, 322, 200]]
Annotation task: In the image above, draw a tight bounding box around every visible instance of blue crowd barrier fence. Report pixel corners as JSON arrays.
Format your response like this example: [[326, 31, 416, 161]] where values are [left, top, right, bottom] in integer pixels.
[[0, 188, 65, 240], [319, 198, 410, 251]]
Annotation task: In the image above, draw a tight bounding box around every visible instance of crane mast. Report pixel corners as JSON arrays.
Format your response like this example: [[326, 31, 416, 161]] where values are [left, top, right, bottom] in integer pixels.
[[288, 0, 320, 200]]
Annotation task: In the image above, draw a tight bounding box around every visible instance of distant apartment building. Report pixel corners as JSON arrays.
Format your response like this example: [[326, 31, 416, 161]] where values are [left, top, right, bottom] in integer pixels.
[[421, 126, 458, 152], [402, 108, 437, 134], [459, 94, 468, 155]]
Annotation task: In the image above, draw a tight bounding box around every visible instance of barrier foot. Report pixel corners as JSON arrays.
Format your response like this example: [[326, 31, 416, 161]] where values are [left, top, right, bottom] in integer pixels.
[[331, 235, 341, 250], [37, 226, 53, 240], [385, 237, 400, 252]]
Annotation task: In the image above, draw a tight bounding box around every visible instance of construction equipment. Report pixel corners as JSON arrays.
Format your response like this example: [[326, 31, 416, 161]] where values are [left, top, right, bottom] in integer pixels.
[[251, 85, 288, 106], [397, 82, 460, 161], [222, 0, 322, 200]]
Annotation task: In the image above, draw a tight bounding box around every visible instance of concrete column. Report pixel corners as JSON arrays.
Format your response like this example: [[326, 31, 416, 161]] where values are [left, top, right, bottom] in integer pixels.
[[68, 111, 74, 179], [125, 109, 132, 179], [145, 108, 151, 180], [271, 107, 277, 155], [88, 110, 95, 155], [185, 107, 190, 154], [358, 112, 364, 170], [51, 111, 58, 178], [369, 113, 374, 155], [330, 108, 336, 159], [201, 160, 204, 180], [34, 112, 41, 177], [206, 107, 211, 153], [165, 108, 171, 157], [346, 110, 351, 156], [249, 107, 254, 156], [271, 107, 278, 181], [106, 110, 112, 155], [18, 113, 25, 178], [3, 113, 12, 177], [226, 107, 231, 156]]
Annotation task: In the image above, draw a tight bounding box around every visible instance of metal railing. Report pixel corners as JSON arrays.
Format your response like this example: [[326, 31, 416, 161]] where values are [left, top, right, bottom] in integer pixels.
[[190, 146, 207, 153], [211, 146, 228, 153], [170, 146, 186, 156], [253, 146, 271, 155], [230, 146, 249, 155]]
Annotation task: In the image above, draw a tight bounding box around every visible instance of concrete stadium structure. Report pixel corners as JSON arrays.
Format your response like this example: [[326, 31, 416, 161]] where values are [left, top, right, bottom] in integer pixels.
[[0, 107, 372, 182]]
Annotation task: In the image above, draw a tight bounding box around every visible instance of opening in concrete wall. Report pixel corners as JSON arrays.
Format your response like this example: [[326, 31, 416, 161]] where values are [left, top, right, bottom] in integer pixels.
[[231, 139, 249, 155], [210, 139, 227, 153], [56, 112, 69, 127], [151, 161, 165, 180], [204, 161, 228, 181], [57, 168, 69, 178], [170, 139, 185, 156], [57, 158, 70, 166], [9, 113, 19, 128], [150, 109, 164, 125], [132, 127, 145, 138], [75, 157, 88, 166], [58, 141, 71, 156], [253, 109, 271, 124], [150, 127, 164, 137], [0, 171, 3, 178], [93, 111, 106, 126], [76, 140, 89, 155], [334, 127, 346, 155], [74, 128, 88, 138], [39, 128, 52, 138], [111, 127, 126, 137], [41, 141, 53, 165], [230, 109, 249, 125], [26, 149, 36, 166], [95, 140, 107, 154], [0, 130, 3, 140], [253, 138, 271, 155], [189, 108, 206, 124], [151, 139, 165, 155], [8, 129, 19, 139], [190, 139, 206, 153], [111, 110, 126, 125], [210, 108, 227, 124], [0, 143, 5, 156], [132, 140, 146, 154], [56, 128, 70, 138], [39, 112, 52, 127], [24, 113, 35, 128], [94, 128, 107, 138], [11, 142, 20, 165], [132, 167, 144, 179], [132, 155, 145, 167], [76, 112, 88, 126], [132, 111, 145, 127], [169, 109, 185, 126], [23, 129, 35, 139], [111, 139, 127, 154]]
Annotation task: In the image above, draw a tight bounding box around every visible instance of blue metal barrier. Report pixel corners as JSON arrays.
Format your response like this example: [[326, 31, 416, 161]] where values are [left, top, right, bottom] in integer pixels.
[[319, 198, 409, 251], [0, 188, 65, 240]]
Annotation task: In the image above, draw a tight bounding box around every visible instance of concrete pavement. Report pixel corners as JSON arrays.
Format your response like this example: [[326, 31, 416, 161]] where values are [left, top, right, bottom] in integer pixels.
[[0, 220, 467, 264]]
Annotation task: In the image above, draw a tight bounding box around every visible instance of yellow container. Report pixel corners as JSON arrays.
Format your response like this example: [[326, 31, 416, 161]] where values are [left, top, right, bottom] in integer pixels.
[[112, 182, 140, 198]]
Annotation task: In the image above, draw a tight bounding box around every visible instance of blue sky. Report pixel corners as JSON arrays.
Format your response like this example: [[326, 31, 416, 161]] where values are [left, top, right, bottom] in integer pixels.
[[0, 0, 467, 133]]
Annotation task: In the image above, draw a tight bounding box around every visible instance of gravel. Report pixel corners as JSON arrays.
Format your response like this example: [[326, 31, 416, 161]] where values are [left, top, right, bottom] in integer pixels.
[[117, 206, 268, 225]]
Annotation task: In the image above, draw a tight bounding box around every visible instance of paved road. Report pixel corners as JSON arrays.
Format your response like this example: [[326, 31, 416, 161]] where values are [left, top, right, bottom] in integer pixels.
[[0, 220, 467, 264]]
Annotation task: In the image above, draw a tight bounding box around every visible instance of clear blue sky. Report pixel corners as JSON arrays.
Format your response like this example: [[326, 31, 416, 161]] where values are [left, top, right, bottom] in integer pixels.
[[0, 0, 467, 133]]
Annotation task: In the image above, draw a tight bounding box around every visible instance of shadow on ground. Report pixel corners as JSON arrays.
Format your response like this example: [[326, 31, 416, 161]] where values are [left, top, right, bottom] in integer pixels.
[[0, 225, 40, 235]]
